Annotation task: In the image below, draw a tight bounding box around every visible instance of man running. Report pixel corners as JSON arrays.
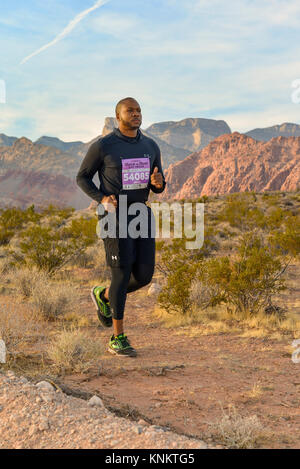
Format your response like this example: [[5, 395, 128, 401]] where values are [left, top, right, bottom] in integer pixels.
[[76, 97, 166, 357]]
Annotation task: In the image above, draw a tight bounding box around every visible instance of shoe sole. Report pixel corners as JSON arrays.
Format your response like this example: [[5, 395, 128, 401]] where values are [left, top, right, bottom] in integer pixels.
[[107, 347, 137, 358], [90, 287, 112, 328]]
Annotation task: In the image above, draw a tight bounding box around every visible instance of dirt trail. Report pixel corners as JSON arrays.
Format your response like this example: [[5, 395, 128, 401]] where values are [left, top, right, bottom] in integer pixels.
[[63, 284, 300, 449], [1, 279, 299, 449]]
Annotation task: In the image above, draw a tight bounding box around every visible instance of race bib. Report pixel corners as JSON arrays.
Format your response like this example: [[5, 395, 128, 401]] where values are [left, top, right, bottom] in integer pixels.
[[121, 157, 150, 190]]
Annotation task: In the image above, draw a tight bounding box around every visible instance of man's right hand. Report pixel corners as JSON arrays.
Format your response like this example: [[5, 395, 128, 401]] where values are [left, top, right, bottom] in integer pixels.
[[101, 194, 118, 212]]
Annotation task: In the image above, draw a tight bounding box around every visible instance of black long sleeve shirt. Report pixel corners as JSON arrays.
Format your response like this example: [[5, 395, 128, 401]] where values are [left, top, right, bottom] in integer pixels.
[[76, 127, 166, 205]]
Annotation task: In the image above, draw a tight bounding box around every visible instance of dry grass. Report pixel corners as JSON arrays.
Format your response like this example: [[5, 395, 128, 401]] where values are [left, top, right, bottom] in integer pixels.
[[154, 301, 299, 340], [48, 327, 103, 373], [0, 301, 42, 358], [12, 266, 49, 298], [209, 404, 266, 449], [247, 383, 263, 399], [29, 274, 80, 321]]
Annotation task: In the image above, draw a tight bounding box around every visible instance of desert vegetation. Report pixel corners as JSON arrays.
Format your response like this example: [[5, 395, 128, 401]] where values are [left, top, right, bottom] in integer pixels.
[[155, 191, 300, 339], [0, 192, 299, 448]]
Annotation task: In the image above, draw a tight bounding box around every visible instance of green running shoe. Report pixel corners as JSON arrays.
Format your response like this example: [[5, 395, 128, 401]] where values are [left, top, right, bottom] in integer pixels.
[[108, 333, 137, 357], [90, 286, 112, 328]]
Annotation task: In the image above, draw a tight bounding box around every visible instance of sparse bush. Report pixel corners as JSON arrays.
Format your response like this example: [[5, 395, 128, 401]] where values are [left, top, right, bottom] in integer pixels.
[[17, 216, 98, 274], [0, 205, 42, 245], [48, 328, 102, 373], [189, 278, 221, 310], [0, 256, 13, 276], [194, 234, 287, 316], [158, 263, 197, 315], [209, 405, 264, 449], [218, 193, 266, 231], [87, 242, 111, 280], [13, 267, 50, 298], [269, 214, 300, 257], [0, 302, 40, 356], [31, 278, 79, 320]]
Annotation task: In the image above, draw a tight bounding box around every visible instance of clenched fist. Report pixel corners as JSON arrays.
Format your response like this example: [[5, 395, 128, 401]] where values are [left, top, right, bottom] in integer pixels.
[[101, 194, 118, 212], [150, 166, 163, 189]]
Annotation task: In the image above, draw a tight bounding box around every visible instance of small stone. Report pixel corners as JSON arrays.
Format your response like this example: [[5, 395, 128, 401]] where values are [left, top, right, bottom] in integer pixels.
[[39, 417, 50, 431], [0, 340, 6, 364], [28, 424, 38, 436], [137, 419, 149, 426], [19, 377, 28, 384], [88, 395, 104, 407], [147, 283, 162, 296], [41, 393, 55, 403], [36, 381, 55, 392], [134, 426, 143, 435]]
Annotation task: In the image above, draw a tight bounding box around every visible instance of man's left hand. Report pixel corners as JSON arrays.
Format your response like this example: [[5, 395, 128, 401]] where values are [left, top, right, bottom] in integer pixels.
[[150, 166, 163, 189]]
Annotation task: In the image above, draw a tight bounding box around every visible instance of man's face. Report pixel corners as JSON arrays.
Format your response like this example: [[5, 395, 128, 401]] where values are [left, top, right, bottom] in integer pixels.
[[117, 100, 142, 130]]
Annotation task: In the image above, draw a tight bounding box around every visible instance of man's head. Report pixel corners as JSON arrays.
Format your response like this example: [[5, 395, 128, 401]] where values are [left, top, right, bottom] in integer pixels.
[[115, 97, 142, 131]]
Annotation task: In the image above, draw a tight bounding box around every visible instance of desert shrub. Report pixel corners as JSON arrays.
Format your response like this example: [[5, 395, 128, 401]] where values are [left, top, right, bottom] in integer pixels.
[[261, 191, 281, 206], [40, 203, 75, 220], [209, 405, 264, 449], [218, 193, 266, 231], [31, 278, 78, 321], [158, 227, 218, 276], [0, 205, 41, 233], [189, 278, 221, 310], [268, 214, 300, 257], [196, 195, 209, 203], [266, 206, 292, 230], [158, 263, 197, 315], [0, 255, 14, 276], [16, 216, 98, 274], [0, 302, 40, 356], [78, 241, 110, 281], [13, 267, 50, 298], [157, 226, 218, 314], [194, 234, 287, 316], [48, 328, 102, 373], [0, 229, 14, 246]]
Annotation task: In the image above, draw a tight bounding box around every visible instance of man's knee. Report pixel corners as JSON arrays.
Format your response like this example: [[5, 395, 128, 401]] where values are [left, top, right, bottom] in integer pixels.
[[136, 265, 154, 287]]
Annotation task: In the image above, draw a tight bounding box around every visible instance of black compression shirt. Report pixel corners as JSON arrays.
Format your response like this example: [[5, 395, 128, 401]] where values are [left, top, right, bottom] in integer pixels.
[[76, 127, 166, 205]]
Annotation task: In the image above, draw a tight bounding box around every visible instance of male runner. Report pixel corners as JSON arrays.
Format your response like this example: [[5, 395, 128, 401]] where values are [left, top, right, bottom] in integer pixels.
[[76, 97, 166, 357]]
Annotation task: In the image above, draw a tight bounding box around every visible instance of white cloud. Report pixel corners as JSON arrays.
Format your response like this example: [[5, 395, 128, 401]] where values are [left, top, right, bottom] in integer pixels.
[[91, 11, 138, 37]]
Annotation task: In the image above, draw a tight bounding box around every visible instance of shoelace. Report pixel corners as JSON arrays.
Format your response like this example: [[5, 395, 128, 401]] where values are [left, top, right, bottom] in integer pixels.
[[115, 334, 130, 347]]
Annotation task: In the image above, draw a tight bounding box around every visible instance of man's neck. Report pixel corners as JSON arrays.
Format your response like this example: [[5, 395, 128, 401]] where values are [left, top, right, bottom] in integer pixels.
[[118, 125, 138, 138]]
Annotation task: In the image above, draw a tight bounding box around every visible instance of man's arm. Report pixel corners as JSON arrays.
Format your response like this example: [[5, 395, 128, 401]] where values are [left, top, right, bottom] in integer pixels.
[[76, 140, 105, 203], [150, 142, 166, 193]]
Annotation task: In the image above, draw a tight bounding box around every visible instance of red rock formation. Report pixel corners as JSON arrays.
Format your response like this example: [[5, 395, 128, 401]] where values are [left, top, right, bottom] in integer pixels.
[[160, 132, 300, 199]]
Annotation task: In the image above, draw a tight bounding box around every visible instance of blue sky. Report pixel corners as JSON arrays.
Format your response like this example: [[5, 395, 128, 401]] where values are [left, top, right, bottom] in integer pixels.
[[0, 0, 300, 142]]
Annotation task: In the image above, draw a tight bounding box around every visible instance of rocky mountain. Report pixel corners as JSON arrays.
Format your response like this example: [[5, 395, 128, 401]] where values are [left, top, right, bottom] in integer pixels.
[[159, 132, 300, 200], [0, 137, 91, 209], [145, 118, 231, 153], [1, 119, 299, 210], [245, 122, 300, 141], [0, 133, 17, 147], [35, 136, 84, 152]]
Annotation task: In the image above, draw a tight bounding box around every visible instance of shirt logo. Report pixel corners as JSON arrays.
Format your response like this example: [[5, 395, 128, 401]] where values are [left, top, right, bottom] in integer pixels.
[[112, 255, 118, 260]]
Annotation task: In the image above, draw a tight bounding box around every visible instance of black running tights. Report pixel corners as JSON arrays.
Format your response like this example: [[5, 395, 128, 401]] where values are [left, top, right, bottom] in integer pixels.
[[108, 263, 154, 320]]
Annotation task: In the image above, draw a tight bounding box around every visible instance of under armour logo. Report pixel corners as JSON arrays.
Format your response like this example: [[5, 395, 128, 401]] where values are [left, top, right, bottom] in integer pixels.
[[111, 255, 118, 260]]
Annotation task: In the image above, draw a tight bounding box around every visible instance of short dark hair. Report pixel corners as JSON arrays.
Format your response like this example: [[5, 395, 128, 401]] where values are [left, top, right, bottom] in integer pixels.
[[115, 97, 139, 115]]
